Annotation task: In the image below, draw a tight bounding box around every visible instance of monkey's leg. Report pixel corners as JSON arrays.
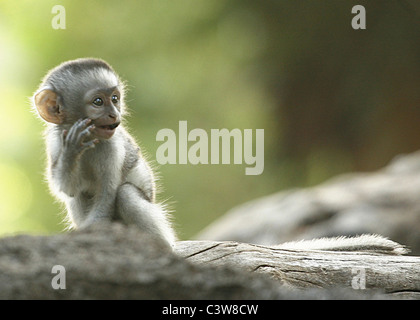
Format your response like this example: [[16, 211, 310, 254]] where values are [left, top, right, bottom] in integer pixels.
[[65, 197, 85, 227], [79, 186, 118, 228], [115, 183, 176, 246]]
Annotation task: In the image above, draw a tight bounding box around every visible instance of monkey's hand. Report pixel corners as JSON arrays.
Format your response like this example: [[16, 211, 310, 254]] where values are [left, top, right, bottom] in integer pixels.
[[51, 119, 99, 197], [62, 118, 99, 159]]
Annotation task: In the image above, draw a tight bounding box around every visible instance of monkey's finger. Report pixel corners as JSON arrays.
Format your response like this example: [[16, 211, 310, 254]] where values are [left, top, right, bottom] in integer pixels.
[[61, 130, 69, 147], [81, 139, 99, 151], [66, 118, 84, 140], [68, 118, 92, 142], [83, 118, 92, 127], [78, 124, 96, 143]]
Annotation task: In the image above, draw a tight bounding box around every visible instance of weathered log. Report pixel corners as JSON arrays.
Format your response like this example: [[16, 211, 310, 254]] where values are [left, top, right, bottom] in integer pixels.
[[0, 223, 418, 299], [0, 223, 320, 299], [176, 240, 420, 299]]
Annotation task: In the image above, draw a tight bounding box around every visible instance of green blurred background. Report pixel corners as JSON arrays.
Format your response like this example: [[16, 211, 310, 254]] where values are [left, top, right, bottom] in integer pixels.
[[0, 0, 419, 239]]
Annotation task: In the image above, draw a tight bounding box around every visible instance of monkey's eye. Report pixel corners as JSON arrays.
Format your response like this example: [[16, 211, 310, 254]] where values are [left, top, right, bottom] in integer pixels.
[[93, 97, 104, 106], [111, 95, 119, 104]]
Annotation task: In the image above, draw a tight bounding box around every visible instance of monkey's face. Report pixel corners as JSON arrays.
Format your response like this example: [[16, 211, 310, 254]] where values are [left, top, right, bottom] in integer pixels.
[[84, 87, 122, 140], [33, 59, 126, 140]]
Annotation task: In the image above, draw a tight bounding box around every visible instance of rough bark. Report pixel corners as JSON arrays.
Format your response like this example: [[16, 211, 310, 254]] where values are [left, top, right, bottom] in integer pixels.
[[177, 240, 420, 299], [0, 223, 418, 299]]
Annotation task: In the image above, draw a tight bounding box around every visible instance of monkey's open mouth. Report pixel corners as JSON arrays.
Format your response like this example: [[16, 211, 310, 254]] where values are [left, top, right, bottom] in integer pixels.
[[98, 122, 120, 131], [94, 121, 120, 139]]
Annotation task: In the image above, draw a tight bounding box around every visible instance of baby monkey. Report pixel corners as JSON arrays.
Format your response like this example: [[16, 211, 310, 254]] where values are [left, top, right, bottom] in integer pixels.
[[33, 58, 407, 256], [33, 58, 176, 246]]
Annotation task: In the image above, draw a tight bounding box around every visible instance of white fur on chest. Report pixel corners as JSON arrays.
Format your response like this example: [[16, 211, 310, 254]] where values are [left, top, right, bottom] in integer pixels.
[[79, 131, 126, 193]]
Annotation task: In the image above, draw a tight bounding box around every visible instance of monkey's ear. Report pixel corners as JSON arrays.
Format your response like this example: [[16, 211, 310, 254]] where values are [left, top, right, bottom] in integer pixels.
[[33, 89, 65, 124]]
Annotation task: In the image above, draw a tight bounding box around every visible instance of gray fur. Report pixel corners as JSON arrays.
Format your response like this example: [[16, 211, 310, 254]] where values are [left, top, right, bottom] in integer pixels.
[[34, 58, 176, 247], [277, 234, 409, 255]]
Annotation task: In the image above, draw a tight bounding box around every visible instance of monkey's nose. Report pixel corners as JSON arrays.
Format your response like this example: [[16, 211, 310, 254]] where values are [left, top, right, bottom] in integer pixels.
[[108, 112, 121, 123]]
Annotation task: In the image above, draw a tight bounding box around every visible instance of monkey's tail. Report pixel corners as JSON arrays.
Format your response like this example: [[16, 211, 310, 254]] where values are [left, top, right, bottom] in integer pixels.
[[275, 234, 409, 255]]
